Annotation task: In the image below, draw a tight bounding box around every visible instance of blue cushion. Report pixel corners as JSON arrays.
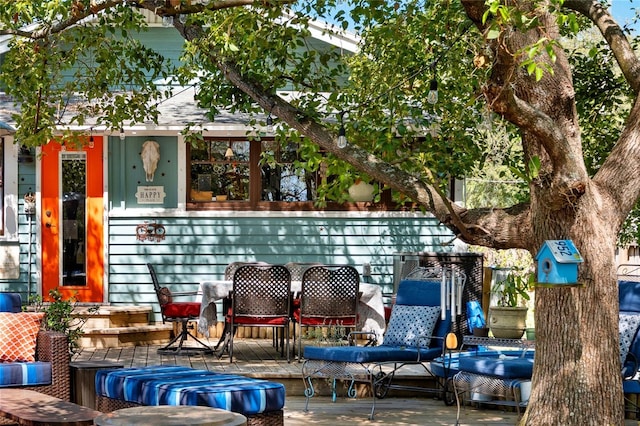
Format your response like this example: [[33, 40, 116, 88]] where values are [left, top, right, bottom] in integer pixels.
[[396, 279, 441, 306], [384, 305, 440, 347], [395, 279, 451, 345], [0, 362, 52, 386], [458, 356, 534, 379], [304, 344, 442, 363], [0, 293, 21, 313], [620, 312, 640, 365], [619, 281, 640, 313], [431, 350, 534, 378], [95, 366, 285, 416]]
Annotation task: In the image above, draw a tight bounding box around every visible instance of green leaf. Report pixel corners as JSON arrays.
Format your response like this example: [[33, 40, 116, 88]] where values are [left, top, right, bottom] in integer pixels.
[[535, 66, 543, 81], [486, 25, 501, 40]]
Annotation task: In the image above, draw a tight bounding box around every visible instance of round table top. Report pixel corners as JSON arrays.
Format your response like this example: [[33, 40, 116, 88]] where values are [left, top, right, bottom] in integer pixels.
[[93, 405, 247, 426]]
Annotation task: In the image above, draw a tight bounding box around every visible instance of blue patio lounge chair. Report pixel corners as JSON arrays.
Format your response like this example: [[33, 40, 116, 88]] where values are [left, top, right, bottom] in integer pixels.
[[301, 268, 463, 419], [619, 278, 640, 418]]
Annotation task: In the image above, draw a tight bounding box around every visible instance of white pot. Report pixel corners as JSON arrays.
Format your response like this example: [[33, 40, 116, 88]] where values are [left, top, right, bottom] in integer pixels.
[[348, 181, 374, 202]]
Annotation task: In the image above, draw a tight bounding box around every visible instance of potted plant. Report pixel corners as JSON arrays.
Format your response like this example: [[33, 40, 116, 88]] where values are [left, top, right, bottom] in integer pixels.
[[488, 268, 533, 339], [29, 288, 99, 354]]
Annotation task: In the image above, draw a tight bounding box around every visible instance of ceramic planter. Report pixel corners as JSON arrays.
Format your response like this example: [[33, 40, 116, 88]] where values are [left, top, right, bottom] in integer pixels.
[[488, 306, 528, 339]]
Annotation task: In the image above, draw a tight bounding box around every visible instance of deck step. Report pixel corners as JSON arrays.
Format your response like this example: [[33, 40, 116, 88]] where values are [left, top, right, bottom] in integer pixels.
[[78, 324, 173, 349], [73, 305, 154, 329], [70, 305, 174, 348]]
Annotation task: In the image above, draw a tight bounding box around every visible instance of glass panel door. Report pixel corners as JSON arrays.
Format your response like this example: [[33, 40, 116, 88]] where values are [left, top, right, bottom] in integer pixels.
[[61, 152, 86, 286], [41, 138, 104, 303]]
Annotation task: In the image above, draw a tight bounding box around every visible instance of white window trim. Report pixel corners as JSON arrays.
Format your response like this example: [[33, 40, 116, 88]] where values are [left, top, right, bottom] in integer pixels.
[[1, 137, 19, 241]]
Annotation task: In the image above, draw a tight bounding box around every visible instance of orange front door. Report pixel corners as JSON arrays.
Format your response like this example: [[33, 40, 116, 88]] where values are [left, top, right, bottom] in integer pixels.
[[41, 138, 104, 303]]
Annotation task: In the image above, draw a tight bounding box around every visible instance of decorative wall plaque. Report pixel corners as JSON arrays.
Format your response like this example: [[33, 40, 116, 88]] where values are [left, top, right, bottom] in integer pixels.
[[135, 186, 166, 204]]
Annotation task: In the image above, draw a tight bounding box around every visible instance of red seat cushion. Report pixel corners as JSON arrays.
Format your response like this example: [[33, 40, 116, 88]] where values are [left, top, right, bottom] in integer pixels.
[[230, 316, 289, 326], [225, 306, 289, 326], [292, 309, 357, 326], [384, 306, 392, 322], [163, 302, 201, 318]]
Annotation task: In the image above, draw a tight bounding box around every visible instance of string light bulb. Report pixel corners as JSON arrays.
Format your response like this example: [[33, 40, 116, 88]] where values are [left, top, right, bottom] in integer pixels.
[[337, 112, 347, 148], [337, 125, 347, 149], [427, 78, 439, 104], [266, 113, 273, 133]]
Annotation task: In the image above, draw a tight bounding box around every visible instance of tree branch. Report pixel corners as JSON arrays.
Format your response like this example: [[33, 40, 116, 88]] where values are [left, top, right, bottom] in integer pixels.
[[485, 81, 583, 176], [594, 96, 640, 223], [171, 18, 534, 249], [564, 0, 640, 93]]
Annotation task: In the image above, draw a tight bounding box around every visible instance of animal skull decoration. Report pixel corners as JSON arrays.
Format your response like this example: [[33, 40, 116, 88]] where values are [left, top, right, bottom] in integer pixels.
[[141, 140, 160, 182]]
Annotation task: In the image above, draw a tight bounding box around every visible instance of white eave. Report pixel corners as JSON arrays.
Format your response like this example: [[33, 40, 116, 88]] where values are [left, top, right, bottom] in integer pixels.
[[278, 11, 361, 54]]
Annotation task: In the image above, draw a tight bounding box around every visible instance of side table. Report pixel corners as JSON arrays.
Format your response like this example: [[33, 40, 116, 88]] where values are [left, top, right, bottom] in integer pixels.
[[69, 360, 124, 409], [93, 405, 247, 426]]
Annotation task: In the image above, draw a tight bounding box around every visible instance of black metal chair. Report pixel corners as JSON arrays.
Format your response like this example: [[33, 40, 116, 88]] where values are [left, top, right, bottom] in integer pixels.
[[226, 264, 292, 362], [215, 261, 275, 354], [285, 262, 323, 282], [147, 263, 212, 355], [224, 261, 270, 280], [293, 265, 360, 361]]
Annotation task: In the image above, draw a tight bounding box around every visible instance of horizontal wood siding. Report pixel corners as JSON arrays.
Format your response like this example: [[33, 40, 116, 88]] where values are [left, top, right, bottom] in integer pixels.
[[0, 163, 37, 296], [107, 214, 455, 321]]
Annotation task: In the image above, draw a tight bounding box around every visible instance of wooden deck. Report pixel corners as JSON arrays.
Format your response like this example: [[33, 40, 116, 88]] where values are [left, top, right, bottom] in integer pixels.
[[71, 338, 524, 425]]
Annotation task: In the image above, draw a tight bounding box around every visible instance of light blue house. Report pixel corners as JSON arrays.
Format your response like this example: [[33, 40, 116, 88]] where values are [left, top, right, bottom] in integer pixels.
[[0, 12, 463, 325]]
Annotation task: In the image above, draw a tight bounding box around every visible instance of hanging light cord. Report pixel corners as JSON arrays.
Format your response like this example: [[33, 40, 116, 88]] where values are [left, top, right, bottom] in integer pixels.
[[340, 22, 472, 116]]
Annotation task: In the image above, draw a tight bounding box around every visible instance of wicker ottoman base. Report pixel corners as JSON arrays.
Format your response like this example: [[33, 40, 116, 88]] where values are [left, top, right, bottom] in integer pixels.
[[95, 395, 283, 426]]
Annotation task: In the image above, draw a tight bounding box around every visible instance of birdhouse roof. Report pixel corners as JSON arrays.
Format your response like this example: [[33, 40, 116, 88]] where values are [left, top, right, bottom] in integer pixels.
[[535, 240, 584, 264]]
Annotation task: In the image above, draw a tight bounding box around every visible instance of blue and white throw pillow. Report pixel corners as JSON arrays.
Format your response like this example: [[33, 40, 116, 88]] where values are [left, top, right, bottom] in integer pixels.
[[619, 312, 640, 365], [384, 305, 441, 347]]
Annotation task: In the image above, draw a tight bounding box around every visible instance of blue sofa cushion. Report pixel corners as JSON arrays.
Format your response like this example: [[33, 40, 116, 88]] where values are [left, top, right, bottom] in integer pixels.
[[624, 376, 640, 394], [384, 305, 440, 347], [0, 362, 52, 387], [619, 281, 640, 312], [95, 366, 285, 416], [304, 344, 442, 363], [0, 293, 21, 313], [458, 356, 534, 379]]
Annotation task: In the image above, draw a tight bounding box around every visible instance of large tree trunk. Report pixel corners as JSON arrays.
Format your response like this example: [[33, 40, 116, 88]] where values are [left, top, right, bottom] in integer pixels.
[[523, 189, 623, 424], [461, 1, 626, 424]]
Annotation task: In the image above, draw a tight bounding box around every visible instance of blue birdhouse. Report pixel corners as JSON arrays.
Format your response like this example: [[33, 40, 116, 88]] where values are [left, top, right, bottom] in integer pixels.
[[535, 240, 584, 285]]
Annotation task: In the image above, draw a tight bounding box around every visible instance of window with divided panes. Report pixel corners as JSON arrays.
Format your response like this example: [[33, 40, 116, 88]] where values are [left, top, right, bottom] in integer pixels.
[[188, 138, 325, 210]]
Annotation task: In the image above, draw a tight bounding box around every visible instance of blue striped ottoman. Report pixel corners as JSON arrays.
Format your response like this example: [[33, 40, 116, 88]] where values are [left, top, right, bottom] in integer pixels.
[[95, 366, 284, 426]]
